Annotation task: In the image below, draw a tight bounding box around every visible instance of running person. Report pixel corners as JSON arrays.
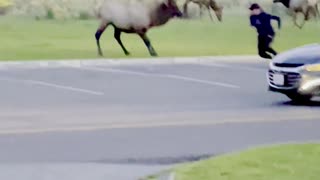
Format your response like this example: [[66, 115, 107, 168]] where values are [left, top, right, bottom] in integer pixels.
[[249, 3, 281, 59]]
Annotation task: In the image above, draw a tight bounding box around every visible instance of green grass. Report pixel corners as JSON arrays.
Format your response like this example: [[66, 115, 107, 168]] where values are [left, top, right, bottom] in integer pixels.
[[0, 15, 319, 61], [172, 143, 320, 180]]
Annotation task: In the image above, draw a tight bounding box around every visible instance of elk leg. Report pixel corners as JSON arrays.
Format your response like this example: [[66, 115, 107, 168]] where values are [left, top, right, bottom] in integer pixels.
[[309, 6, 318, 20], [114, 28, 130, 56], [292, 13, 303, 29], [298, 19, 305, 29], [95, 21, 109, 56], [207, 6, 214, 21], [139, 33, 157, 57], [199, 4, 203, 18], [183, 0, 191, 18], [304, 7, 311, 21], [298, 12, 307, 29], [316, 4, 320, 18]]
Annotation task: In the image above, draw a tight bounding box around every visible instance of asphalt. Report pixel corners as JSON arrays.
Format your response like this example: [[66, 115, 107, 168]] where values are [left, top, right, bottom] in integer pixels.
[[0, 58, 319, 180]]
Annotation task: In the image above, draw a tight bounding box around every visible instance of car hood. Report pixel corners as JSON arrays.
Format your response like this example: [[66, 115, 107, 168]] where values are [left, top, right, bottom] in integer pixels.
[[273, 44, 320, 65]]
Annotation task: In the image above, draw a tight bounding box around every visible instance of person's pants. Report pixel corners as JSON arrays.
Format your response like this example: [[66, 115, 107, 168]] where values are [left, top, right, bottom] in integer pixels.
[[258, 35, 277, 59]]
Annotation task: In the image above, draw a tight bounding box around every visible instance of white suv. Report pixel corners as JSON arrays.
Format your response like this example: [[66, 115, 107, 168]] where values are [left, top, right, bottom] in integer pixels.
[[268, 44, 320, 102]]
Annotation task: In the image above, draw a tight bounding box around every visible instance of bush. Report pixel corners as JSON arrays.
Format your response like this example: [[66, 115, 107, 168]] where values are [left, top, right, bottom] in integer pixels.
[[78, 11, 92, 20], [5, 0, 279, 19], [0, 0, 12, 15], [0, 0, 11, 7], [45, 8, 55, 19], [7, 0, 101, 19]]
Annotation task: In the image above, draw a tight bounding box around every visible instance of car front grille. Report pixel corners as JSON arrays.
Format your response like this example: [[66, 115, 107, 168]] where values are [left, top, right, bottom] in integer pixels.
[[273, 63, 304, 68], [268, 70, 301, 88]]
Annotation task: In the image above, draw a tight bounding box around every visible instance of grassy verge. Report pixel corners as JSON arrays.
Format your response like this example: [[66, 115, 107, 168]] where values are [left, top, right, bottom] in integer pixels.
[[170, 143, 320, 180], [0, 15, 319, 61]]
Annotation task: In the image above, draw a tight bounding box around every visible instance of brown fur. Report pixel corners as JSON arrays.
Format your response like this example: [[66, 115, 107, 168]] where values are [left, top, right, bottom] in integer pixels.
[[274, 0, 319, 29], [95, 0, 182, 57], [183, 0, 223, 22]]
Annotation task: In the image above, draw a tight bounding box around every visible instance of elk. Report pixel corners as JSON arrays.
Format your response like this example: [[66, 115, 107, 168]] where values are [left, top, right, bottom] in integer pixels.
[[273, 0, 319, 28], [183, 0, 223, 22], [95, 0, 183, 57]]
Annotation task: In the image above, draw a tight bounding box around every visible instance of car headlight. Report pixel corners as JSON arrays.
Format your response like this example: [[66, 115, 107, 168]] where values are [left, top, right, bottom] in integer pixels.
[[305, 64, 320, 72]]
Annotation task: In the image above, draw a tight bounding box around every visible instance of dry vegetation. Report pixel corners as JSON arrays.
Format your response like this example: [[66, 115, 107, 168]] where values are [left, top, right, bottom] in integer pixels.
[[0, 0, 12, 14], [2, 0, 277, 19]]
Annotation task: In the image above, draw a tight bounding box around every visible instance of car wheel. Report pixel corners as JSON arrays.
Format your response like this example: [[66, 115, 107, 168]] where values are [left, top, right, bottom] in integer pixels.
[[286, 93, 312, 103]]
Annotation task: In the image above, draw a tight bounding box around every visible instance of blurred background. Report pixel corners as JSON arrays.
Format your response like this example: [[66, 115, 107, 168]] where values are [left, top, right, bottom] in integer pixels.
[[0, 0, 287, 20]]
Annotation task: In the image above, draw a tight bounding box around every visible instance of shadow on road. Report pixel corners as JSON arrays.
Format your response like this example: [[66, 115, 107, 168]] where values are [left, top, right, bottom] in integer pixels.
[[93, 154, 214, 165], [278, 100, 320, 107]]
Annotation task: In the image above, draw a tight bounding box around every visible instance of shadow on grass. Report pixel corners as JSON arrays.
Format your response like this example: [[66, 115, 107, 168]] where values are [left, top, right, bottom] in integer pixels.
[[94, 154, 215, 165]]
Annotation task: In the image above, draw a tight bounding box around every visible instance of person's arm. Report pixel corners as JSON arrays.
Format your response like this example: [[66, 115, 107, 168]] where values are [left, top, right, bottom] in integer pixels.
[[250, 15, 256, 27], [271, 15, 281, 29]]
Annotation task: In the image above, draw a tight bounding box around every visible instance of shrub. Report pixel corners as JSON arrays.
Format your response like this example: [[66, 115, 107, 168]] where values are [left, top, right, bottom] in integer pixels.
[[78, 11, 91, 20], [45, 8, 55, 19], [0, 0, 12, 15], [5, 0, 280, 18], [0, 0, 11, 7]]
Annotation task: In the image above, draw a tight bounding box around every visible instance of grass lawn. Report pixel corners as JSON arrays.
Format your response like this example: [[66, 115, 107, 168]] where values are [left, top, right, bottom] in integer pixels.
[[171, 143, 320, 180], [0, 15, 319, 61]]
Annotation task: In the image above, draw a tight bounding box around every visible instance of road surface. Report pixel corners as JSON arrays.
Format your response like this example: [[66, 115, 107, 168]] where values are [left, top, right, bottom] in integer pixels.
[[0, 57, 319, 179]]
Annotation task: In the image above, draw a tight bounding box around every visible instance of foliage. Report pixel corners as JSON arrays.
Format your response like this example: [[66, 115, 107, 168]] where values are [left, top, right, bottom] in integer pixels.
[[4, 0, 278, 19], [0, 0, 11, 7], [0, 0, 12, 15]]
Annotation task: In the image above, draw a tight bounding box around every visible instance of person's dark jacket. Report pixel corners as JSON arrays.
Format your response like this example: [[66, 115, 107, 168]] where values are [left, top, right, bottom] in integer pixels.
[[250, 12, 281, 37]]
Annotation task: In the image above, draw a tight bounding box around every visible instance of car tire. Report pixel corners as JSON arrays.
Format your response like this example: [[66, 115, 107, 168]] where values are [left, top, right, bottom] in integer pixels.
[[286, 93, 312, 103]]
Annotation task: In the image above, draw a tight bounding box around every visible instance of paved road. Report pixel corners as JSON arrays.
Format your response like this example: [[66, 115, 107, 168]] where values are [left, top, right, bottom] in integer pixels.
[[0, 58, 319, 179]]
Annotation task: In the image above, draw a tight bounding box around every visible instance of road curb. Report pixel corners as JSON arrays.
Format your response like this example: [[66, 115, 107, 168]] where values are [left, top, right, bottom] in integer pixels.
[[0, 55, 262, 69]]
